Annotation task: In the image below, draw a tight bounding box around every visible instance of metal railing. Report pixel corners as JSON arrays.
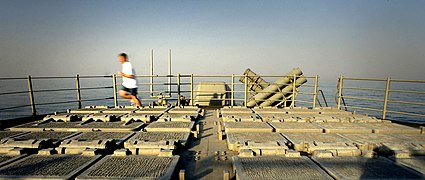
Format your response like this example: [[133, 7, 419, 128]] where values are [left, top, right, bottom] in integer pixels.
[[1, 73, 424, 123], [125, 74, 320, 108], [0, 75, 114, 117], [336, 76, 425, 120], [0, 73, 320, 119], [316, 89, 329, 107]]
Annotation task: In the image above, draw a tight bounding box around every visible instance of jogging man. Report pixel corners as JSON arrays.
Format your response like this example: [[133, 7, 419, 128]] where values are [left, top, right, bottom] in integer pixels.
[[117, 53, 142, 107]]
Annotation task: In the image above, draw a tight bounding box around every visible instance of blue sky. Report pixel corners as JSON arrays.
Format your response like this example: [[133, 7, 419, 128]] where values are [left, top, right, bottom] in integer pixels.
[[0, 0, 424, 81]]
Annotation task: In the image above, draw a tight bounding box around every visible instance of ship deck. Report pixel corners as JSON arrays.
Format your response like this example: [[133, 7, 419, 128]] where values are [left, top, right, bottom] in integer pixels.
[[0, 106, 423, 179]]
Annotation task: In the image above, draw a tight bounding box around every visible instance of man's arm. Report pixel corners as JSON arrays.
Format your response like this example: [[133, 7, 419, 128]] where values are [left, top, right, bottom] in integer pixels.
[[119, 63, 134, 78], [118, 71, 134, 78]]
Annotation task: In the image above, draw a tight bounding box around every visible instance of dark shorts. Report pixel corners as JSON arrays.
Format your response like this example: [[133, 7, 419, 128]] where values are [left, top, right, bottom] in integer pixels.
[[121, 86, 138, 96]]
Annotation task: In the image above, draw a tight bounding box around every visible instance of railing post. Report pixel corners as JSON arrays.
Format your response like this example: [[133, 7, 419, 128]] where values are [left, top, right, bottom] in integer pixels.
[[291, 74, 296, 108], [112, 74, 118, 107], [177, 74, 181, 106], [27, 75, 36, 117], [190, 74, 194, 106], [168, 49, 172, 97], [382, 77, 391, 119], [150, 49, 154, 96], [244, 75, 248, 107], [337, 76, 344, 110], [75, 74, 82, 109], [313, 75, 319, 108], [231, 74, 235, 107]]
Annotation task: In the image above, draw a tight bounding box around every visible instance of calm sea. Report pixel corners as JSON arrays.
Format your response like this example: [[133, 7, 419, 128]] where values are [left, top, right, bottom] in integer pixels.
[[0, 76, 424, 124]]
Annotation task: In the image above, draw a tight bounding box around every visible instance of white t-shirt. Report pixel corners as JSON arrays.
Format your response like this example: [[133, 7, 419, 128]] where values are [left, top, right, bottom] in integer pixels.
[[122, 61, 137, 88]]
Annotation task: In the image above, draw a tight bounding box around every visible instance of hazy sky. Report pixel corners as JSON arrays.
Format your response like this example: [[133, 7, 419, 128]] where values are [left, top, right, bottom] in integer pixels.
[[0, 0, 424, 82]]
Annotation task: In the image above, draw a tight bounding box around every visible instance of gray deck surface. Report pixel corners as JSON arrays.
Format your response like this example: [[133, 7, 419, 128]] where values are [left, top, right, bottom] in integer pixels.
[[1, 107, 424, 179], [72, 132, 133, 140], [233, 156, 333, 180], [312, 156, 423, 179], [77, 155, 179, 179], [12, 131, 78, 140], [0, 154, 99, 179]]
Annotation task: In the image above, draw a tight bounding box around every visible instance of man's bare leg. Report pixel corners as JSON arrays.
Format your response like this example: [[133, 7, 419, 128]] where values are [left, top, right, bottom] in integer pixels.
[[130, 95, 142, 107], [119, 90, 132, 99], [119, 90, 141, 107]]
